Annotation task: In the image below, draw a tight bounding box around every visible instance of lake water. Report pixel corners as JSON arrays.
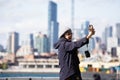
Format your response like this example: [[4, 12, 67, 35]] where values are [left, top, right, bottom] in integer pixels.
[[0, 72, 59, 78], [0, 72, 118, 80]]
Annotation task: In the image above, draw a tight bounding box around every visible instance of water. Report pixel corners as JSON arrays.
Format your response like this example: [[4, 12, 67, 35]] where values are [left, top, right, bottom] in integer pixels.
[[0, 72, 59, 78], [0, 72, 118, 80]]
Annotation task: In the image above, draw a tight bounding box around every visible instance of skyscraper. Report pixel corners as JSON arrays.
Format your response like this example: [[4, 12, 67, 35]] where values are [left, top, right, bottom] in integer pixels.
[[89, 37, 95, 51], [116, 23, 120, 38], [106, 26, 113, 37], [104, 26, 113, 47], [7, 32, 19, 54], [30, 33, 34, 48], [34, 32, 49, 54], [81, 21, 90, 36], [48, 1, 59, 52], [0, 44, 4, 52], [116, 23, 120, 46]]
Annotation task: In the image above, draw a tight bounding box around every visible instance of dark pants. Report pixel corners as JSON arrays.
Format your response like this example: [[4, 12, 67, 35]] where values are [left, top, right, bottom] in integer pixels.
[[65, 73, 82, 80], [65, 65, 82, 80]]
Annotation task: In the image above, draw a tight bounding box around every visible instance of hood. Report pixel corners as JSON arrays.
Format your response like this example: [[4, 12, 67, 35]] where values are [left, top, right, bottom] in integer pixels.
[[54, 38, 66, 49], [54, 41, 60, 49], [59, 27, 72, 38]]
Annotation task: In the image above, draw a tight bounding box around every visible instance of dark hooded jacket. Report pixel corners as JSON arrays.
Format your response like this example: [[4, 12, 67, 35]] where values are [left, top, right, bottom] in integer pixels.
[[54, 37, 89, 80]]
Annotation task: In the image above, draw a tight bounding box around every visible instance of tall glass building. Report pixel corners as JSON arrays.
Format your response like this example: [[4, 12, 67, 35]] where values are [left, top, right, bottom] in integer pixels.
[[83, 21, 90, 36], [48, 1, 59, 52], [116, 23, 120, 46], [116, 23, 120, 38], [30, 33, 34, 49], [104, 26, 113, 47], [34, 32, 49, 54], [7, 32, 19, 54]]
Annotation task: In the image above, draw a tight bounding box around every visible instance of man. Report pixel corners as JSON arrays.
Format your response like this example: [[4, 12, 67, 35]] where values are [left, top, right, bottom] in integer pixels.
[[54, 25, 95, 80]]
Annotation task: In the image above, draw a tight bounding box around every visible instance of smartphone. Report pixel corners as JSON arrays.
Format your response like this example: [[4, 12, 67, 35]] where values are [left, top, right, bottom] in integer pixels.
[[85, 50, 90, 58]]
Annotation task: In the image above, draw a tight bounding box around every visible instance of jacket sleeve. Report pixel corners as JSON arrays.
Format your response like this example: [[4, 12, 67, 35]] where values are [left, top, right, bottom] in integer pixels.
[[65, 37, 89, 51]]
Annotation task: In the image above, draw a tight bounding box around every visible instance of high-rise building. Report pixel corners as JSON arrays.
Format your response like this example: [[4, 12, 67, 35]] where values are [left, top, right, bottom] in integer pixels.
[[48, 1, 59, 52], [116, 23, 120, 38], [102, 31, 106, 44], [81, 21, 90, 36], [30, 33, 34, 48], [116, 47, 120, 58], [34, 32, 49, 54], [0, 44, 4, 52], [116, 23, 120, 46], [111, 47, 117, 57], [106, 26, 113, 37], [89, 37, 95, 51], [103, 26, 113, 48], [7, 32, 19, 54]]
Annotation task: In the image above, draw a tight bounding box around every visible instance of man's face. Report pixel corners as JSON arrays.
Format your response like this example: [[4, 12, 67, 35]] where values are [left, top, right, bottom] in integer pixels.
[[65, 32, 72, 40]]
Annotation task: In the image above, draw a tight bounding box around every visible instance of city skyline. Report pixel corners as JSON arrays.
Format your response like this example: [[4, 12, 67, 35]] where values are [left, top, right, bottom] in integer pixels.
[[0, 0, 120, 47]]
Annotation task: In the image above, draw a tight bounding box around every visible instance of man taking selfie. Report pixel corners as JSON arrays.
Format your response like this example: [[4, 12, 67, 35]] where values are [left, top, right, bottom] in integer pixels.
[[54, 25, 95, 80]]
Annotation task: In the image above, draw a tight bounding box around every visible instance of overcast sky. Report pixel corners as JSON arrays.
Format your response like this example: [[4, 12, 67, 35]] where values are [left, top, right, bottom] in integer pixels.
[[0, 0, 120, 47]]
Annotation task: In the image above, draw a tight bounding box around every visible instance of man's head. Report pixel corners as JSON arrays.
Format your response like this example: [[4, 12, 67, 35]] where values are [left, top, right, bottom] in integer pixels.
[[60, 28, 72, 40], [64, 29, 72, 40]]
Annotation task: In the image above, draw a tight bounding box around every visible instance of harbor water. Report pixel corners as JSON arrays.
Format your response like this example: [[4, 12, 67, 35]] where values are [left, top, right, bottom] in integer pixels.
[[0, 72, 119, 80]]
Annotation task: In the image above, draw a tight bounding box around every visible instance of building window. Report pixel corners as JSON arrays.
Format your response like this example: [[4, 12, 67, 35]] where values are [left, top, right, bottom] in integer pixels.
[[54, 65, 59, 68], [37, 65, 43, 68], [29, 65, 35, 68], [23, 65, 27, 68], [45, 65, 52, 68]]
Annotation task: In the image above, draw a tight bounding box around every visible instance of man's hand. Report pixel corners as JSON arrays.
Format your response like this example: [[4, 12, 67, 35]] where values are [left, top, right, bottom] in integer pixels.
[[87, 25, 95, 39]]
